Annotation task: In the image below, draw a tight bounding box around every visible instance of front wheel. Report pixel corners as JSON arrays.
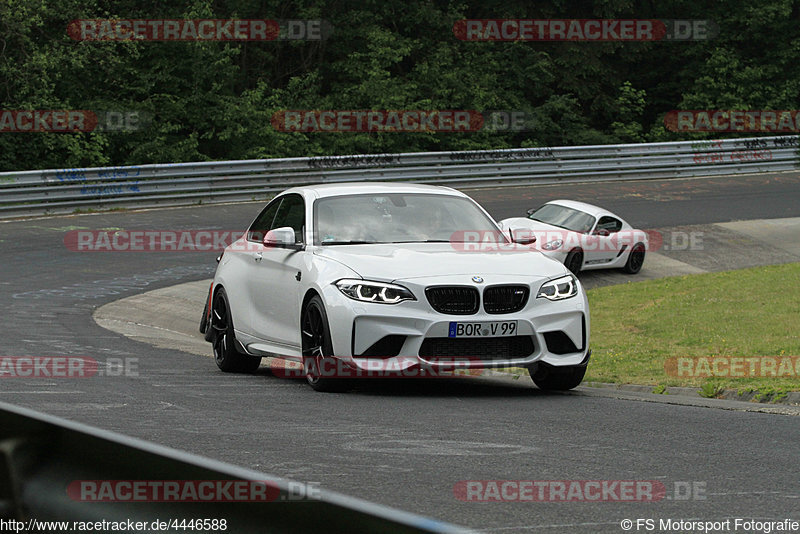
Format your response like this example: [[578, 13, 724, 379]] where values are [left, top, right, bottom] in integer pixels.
[[623, 243, 646, 274], [564, 249, 583, 275], [301, 296, 350, 393], [530, 363, 586, 391], [211, 288, 261, 373]]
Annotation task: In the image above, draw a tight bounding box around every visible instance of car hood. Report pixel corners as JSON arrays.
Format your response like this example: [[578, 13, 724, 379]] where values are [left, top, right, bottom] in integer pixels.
[[313, 242, 568, 282], [500, 217, 578, 235]]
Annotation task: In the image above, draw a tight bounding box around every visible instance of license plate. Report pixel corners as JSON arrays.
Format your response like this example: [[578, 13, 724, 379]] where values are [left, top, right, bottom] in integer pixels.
[[448, 321, 517, 338]]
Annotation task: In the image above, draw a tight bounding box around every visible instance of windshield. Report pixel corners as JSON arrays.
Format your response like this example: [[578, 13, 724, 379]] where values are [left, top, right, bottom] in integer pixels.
[[314, 193, 503, 245], [528, 204, 595, 234]]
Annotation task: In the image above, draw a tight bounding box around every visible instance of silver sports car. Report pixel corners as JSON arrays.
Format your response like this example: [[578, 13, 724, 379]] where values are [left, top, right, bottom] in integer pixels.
[[501, 200, 648, 275]]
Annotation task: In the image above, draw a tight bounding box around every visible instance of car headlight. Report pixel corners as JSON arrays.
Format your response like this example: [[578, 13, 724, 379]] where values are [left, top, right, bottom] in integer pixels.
[[336, 279, 416, 304], [541, 239, 563, 251], [537, 275, 578, 301]]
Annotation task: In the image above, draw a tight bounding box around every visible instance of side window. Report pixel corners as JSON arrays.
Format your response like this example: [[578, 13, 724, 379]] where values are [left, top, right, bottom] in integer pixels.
[[595, 216, 622, 234], [270, 194, 305, 243], [247, 200, 281, 242]]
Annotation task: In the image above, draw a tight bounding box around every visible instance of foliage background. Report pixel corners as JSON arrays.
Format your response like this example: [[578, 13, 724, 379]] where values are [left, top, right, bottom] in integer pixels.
[[0, 0, 797, 170]]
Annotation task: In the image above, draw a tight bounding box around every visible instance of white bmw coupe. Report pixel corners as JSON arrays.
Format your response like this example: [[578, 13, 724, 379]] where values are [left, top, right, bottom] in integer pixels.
[[201, 183, 591, 392]]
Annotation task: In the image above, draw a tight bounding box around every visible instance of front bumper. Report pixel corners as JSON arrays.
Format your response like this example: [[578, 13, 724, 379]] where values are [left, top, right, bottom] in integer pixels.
[[320, 276, 590, 372]]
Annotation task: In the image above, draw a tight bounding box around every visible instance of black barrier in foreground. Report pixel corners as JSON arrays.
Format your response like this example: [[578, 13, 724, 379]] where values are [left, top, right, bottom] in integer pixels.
[[0, 401, 469, 533]]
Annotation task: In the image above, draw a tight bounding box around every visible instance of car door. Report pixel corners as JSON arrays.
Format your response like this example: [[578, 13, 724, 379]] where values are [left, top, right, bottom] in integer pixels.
[[246, 193, 306, 350], [227, 198, 282, 338], [584, 215, 622, 266]]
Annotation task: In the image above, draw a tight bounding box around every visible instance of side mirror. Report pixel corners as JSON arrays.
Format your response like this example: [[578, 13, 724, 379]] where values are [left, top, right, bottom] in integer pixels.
[[593, 228, 610, 237], [526, 207, 539, 217], [264, 227, 303, 250]]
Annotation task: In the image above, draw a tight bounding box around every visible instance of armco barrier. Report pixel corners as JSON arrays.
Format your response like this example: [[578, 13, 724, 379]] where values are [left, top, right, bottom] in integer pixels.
[[0, 401, 469, 533], [0, 136, 796, 218]]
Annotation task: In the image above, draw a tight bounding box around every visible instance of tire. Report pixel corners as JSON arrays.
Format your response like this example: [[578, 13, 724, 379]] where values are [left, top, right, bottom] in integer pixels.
[[301, 295, 350, 392], [530, 362, 586, 391], [564, 248, 583, 275], [622, 242, 646, 274], [210, 288, 261, 373]]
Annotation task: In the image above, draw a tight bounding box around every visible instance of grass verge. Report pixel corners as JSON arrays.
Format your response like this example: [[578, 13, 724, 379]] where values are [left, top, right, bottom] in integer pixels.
[[585, 262, 800, 396]]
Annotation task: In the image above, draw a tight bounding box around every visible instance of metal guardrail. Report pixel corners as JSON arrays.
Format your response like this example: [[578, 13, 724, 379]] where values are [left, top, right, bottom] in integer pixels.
[[0, 401, 468, 533], [0, 136, 796, 218]]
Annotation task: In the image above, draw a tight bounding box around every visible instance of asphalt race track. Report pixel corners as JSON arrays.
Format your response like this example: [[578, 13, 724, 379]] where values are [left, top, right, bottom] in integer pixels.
[[2, 173, 800, 533]]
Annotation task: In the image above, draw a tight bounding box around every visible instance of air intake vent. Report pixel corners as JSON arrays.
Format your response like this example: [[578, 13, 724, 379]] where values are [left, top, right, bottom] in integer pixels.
[[419, 336, 535, 360], [542, 331, 580, 355]]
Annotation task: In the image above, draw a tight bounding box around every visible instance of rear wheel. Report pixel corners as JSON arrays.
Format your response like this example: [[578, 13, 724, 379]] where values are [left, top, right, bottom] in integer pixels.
[[301, 296, 350, 392], [211, 288, 261, 373], [623, 243, 646, 274], [530, 363, 586, 391], [564, 249, 583, 275]]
